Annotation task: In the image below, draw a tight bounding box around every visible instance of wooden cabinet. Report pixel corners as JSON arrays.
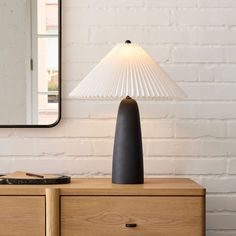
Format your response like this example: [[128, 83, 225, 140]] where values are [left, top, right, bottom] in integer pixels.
[[0, 178, 205, 236]]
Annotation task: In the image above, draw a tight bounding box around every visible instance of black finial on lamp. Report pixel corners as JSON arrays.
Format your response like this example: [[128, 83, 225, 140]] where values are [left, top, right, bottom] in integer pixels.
[[125, 40, 132, 44]]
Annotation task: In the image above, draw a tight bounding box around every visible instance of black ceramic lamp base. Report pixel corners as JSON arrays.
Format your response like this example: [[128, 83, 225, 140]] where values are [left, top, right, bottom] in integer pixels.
[[112, 96, 144, 184]]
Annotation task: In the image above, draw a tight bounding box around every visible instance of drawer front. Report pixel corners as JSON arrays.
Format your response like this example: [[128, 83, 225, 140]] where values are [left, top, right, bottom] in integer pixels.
[[61, 196, 204, 236], [0, 196, 45, 236]]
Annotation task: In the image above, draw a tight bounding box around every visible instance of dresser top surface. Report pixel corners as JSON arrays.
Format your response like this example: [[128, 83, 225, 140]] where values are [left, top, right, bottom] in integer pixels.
[[0, 178, 205, 196]]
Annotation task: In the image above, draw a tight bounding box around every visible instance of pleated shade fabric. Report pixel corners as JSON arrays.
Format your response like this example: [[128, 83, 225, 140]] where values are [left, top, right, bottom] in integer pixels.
[[69, 42, 186, 100]]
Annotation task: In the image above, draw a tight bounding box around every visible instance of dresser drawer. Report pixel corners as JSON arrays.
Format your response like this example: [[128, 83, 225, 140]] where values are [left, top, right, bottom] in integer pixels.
[[0, 196, 45, 236], [61, 196, 204, 236]]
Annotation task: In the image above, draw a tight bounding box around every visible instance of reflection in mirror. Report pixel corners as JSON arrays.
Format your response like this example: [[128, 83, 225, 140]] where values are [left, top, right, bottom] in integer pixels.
[[0, 0, 60, 126]]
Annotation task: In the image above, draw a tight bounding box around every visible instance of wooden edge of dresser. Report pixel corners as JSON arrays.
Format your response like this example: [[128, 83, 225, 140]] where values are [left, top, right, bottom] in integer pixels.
[[0, 188, 46, 195], [59, 188, 205, 196], [0, 178, 206, 196]]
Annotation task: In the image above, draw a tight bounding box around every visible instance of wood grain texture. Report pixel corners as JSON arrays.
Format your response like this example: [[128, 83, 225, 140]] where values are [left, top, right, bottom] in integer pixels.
[[61, 196, 205, 236], [0, 178, 205, 196], [0, 196, 45, 236], [46, 188, 60, 236]]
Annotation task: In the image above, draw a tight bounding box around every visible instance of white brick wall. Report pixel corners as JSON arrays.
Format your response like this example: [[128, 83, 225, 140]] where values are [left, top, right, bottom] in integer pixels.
[[0, 0, 236, 234]]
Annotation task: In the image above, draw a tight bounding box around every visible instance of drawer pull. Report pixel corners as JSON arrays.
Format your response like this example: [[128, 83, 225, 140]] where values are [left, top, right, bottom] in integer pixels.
[[125, 223, 137, 228]]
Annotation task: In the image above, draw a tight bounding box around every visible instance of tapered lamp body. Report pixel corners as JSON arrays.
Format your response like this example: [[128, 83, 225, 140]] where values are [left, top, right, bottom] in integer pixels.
[[112, 97, 143, 184]]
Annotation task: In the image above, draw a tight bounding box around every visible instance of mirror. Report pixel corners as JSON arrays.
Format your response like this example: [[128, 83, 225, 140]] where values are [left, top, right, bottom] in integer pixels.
[[0, 0, 61, 127]]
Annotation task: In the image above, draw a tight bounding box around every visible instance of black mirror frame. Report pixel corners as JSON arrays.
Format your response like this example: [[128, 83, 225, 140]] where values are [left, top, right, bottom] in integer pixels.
[[0, 0, 62, 128]]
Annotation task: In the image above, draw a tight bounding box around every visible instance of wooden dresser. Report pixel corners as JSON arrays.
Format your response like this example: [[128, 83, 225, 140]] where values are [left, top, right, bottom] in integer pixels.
[[0, 178, 205, 236]]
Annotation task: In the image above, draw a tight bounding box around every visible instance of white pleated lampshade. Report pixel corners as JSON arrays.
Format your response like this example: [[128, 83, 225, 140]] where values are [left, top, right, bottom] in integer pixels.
[[69, 42, 186, 100]]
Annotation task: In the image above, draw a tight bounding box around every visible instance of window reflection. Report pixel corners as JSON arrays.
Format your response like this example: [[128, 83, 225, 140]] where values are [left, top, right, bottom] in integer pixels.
[[36, 0, 59, 125]]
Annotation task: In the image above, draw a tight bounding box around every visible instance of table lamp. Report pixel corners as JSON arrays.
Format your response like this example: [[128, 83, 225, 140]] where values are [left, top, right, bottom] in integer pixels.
[[70, 40, 186, 184]]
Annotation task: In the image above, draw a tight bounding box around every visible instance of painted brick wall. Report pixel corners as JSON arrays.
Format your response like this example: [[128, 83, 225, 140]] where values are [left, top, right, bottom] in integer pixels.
[[1, 0, 236, 234]]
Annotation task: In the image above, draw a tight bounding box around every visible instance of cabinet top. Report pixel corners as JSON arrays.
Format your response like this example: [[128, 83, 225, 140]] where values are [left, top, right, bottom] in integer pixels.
[[0, 178, 205, 196]]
